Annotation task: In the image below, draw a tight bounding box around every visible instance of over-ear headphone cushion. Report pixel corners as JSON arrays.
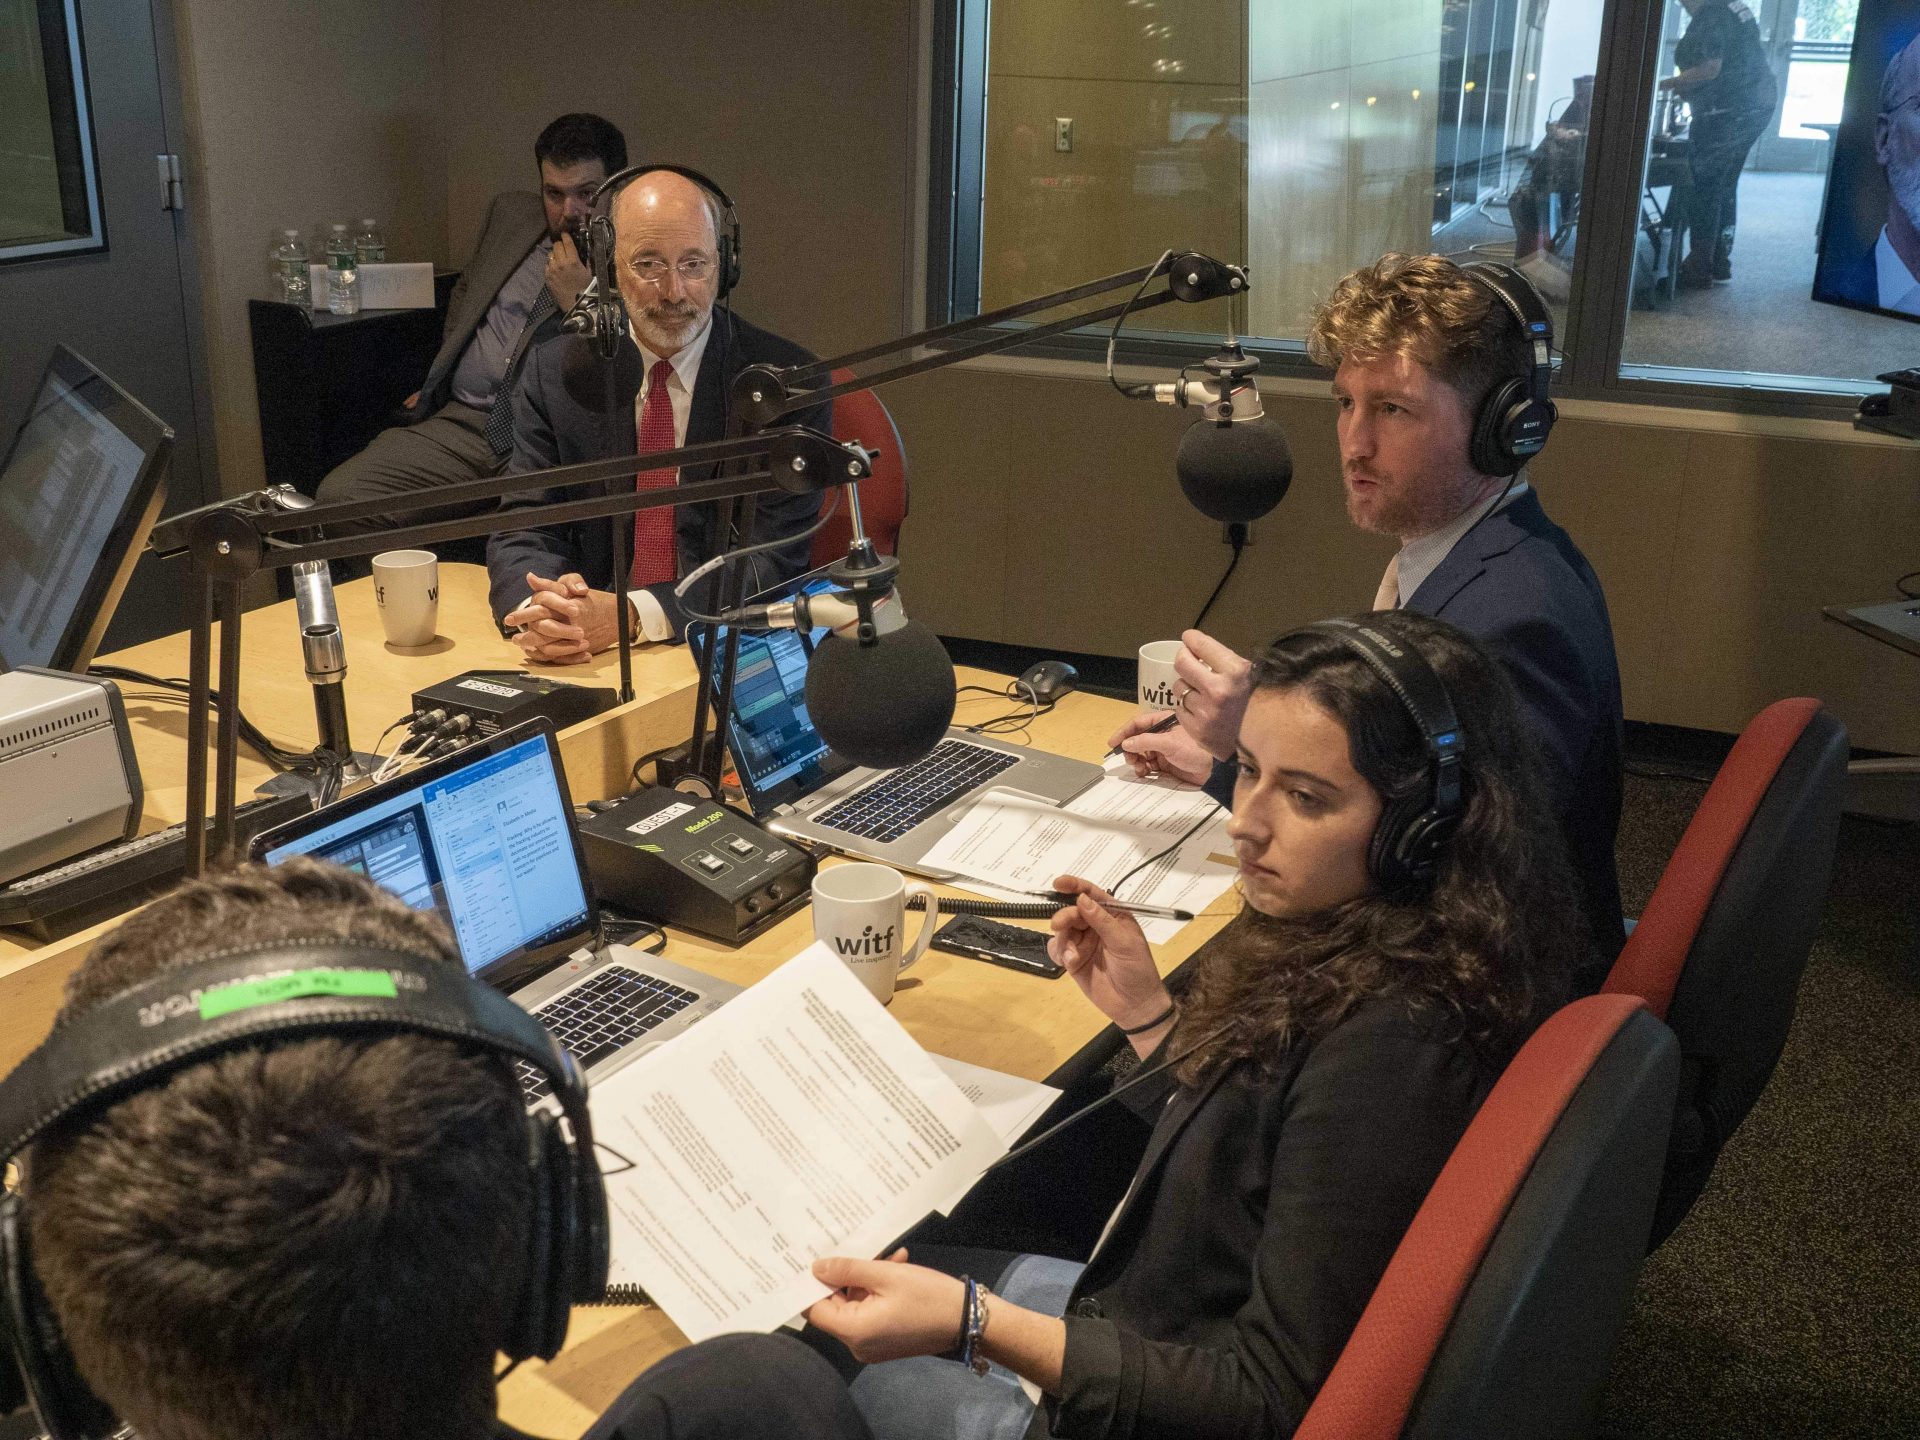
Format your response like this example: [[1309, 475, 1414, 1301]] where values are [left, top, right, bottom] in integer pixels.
[[1471, 376, 1531, 478], [2, 1196, 117, 1440], [505, 1114, 572, 1362]]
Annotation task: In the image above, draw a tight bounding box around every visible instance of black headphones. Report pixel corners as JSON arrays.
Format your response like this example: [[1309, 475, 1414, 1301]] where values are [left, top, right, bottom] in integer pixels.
[[1297, 618, 1467, 891], [588, 161, 742, 301], [0, 942, 609, 1440], [1459, 260, 1557, 479]]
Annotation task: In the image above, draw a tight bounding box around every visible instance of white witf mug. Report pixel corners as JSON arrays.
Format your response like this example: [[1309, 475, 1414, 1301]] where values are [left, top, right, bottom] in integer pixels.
[[811, 863, 940, 1005], [371, 549, 439, 647], [1137, 639, 1182, 711]]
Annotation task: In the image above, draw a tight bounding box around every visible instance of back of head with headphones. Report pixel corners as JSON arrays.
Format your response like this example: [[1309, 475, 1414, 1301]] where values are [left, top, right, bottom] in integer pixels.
[[1458, 260, 1557, 479], [1290, 617, 1468, 891], [0, 939, 608, 1440]]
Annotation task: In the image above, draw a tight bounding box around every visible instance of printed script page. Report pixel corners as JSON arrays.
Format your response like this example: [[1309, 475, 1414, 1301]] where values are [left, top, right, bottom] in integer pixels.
[[587, 943, 1007, 1341]]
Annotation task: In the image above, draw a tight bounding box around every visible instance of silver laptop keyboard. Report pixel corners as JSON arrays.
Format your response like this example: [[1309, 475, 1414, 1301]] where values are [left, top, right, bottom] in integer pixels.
[[518, 964, 698, 1102], [813, 739, 1020, 844]]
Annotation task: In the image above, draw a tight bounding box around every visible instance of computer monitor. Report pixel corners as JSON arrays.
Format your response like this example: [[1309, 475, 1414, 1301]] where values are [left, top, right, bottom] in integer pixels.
[[1812, 2, 1920, 323], [0, 346, 172, 672]]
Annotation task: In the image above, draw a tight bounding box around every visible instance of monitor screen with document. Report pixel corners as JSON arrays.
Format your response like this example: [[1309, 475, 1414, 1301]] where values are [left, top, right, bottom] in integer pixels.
[[0, 346, 172, 672], [255, 723, 596, 990]]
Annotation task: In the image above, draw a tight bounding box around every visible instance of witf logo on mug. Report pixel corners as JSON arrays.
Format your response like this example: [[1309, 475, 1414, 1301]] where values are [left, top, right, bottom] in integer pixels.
[[371, 550, 439, 647], [811, 863, 939, 1005], [834, 922, 899, 958]]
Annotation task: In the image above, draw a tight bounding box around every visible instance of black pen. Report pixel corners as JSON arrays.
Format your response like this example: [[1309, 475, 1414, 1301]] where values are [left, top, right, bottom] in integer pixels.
[[1105, 711, 1181, 759]]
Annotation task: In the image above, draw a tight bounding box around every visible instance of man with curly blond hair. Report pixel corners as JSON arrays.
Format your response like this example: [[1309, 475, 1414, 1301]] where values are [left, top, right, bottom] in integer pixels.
[[1113, 254, 1624, 979]]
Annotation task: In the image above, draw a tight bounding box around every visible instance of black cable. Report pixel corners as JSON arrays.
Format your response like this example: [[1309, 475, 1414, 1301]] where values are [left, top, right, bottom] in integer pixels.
[[1107, 801, 1223, 901], [1106, 249, 1175, 398], [1897, 569, 1920, 599], [1192, 523, 1246, 630], [90, 664, 321, 773]]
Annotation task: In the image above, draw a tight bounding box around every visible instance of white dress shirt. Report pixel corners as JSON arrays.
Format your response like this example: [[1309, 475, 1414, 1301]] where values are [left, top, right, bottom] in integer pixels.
[[1874, 227, 1920, 318], [1375, 475, 1531, 609], [625, 319, 713, 641]]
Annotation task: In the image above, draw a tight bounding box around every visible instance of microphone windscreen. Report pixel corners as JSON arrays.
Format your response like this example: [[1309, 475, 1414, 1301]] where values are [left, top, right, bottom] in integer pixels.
[[1176, 414, 1294, 523], [806, 620, 957, 771]]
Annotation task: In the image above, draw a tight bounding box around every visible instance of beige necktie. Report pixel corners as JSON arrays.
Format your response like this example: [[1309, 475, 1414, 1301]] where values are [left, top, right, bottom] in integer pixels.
[[1372, 552, 1401, 611]]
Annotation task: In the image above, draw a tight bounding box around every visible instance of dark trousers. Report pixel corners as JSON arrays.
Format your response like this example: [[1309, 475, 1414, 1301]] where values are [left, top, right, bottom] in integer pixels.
[[315, 401, 504, 574], [1684, 105, 1775, 274], [578, 1332, 873, 1440]]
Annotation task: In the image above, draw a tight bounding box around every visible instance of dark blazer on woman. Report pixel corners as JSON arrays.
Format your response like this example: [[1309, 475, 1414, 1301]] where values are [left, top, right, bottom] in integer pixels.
[[1036, 998, 1500, 1440]]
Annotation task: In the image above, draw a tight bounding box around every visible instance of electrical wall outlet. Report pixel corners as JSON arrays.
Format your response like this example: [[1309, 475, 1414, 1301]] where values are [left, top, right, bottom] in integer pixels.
[[1054, 117, 1073, 152]]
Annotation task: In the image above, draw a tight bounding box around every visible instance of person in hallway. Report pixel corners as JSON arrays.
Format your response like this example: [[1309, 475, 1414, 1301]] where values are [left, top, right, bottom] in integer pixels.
[[1112, 254, 1625, 979], [485, 167, 829, 657], [805, 612, 1583, 1440], [2, 858, 874, 1440], [314, 112, 627, 542], [1661, 0, 1779, 289]]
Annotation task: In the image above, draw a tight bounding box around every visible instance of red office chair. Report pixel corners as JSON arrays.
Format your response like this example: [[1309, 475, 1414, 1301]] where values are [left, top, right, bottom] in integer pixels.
[[813, 370, 907, 565], [1296, 994, 1678, 1440], [1602, 697, 1847, 1249]]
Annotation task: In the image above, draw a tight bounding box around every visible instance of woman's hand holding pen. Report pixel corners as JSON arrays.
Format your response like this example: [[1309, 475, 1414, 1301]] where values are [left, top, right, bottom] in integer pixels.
[[1048, 874, 1174, 1055]]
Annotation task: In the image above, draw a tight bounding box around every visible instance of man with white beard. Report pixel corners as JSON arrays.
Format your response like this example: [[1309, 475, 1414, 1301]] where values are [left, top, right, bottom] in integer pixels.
[[485, 168, 830, 654], [1825, 33, 1920, 317]]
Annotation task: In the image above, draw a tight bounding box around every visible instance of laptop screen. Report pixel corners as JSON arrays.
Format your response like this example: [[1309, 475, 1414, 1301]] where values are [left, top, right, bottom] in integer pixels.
[[702, 576, 856, 813], [256, 726, 594, 985], [0, 346, 172, 672]]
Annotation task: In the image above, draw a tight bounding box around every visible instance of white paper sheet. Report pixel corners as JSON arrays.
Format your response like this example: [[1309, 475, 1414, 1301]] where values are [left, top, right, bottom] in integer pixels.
[[587, 944, 1007, 1342], [926, 1054, 1062, 1214], [922, 774, 1239, 942]]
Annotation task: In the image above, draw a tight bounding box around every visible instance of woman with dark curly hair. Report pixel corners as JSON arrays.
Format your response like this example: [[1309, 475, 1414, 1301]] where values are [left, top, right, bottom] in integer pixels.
[[805, 610, 1590, 1440]]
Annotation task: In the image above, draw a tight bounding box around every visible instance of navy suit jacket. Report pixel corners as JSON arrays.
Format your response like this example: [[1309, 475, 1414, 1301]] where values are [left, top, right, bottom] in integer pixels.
[[484, 311, 831, 639], [1205, 490, 1625, 979]]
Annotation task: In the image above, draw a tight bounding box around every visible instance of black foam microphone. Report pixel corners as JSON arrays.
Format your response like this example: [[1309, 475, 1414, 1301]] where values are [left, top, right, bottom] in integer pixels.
[[708, 561, 956, 771], [1142, 340, 1293, 523]]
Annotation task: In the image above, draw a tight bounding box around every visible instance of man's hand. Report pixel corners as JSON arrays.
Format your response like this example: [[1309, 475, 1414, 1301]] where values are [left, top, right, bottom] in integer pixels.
[[504, 571, 630, 664], [1172, 629, 1252, 759], [545, 233, 590, 312], [1106, 712, 1217, 787]]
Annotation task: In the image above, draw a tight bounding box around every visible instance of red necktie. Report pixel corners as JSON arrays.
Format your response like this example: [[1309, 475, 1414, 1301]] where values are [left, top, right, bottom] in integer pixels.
[[631, 358, 678, 588]]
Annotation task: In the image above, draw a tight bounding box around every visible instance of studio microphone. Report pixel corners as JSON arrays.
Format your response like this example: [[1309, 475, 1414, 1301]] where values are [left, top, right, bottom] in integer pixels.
[[1148, 340, 1293, 524], [710, 555, 956, 771]]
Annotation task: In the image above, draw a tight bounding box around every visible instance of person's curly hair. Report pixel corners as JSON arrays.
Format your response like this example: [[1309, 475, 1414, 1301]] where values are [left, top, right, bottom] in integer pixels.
[[1306, 252, 1531, 414], [1173, 611, 1584, 1086]]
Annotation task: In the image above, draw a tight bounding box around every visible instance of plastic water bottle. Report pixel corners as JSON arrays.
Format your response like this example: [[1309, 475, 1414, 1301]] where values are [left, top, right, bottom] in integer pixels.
[[326, 223, 359, 315], [353, 218, 386, 264], [275, 229, 311, 311]]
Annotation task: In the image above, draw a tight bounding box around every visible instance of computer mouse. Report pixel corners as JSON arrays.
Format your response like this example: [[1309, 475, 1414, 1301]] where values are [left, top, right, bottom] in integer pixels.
[[1018, 659, 1079, 705]]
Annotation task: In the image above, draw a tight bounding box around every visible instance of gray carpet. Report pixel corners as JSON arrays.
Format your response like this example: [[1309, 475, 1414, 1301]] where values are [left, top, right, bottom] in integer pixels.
[[1597, 769, 1920, 1439]]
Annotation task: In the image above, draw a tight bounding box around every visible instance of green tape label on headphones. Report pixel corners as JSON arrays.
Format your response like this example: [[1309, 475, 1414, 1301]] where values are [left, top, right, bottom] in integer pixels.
[[198, 969, 400, 1020]]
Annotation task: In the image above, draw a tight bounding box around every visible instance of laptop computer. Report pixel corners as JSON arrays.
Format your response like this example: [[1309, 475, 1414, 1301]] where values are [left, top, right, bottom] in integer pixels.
[[708, 578, 1104, 876], [250, 720, 740, 1106]]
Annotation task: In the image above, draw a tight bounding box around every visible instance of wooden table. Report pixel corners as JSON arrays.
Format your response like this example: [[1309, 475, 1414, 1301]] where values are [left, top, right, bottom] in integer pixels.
[[0, 563, 700, 1044], [494, 682, 1241, 1436], [0, 592, 1241, 1436]]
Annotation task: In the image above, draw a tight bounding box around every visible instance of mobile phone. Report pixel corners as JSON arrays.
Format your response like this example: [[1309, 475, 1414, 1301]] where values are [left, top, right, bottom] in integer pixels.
[[932, 914, 1064, 978]]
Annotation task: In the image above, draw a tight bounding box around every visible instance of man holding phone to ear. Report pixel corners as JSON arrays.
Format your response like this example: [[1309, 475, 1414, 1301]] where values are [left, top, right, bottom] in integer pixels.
[[1112, 255, 1624, 978]]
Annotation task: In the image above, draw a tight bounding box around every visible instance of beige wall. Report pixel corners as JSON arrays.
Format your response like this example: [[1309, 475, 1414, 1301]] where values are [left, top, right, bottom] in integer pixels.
[[439, 1, 919, 360], [980, 0, 1244, 337], [1247, 0, 1440, 339], [166, 0, 447, 497]]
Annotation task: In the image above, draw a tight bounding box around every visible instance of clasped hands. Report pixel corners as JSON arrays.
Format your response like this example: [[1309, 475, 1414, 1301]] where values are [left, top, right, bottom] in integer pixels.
[[1107, 628, 1251, 787], [504, 571, 633, 664]]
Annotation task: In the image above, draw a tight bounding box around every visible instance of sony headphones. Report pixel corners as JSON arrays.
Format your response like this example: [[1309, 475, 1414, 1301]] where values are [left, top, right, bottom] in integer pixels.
[[1296, 618, 1467, 891], [0, 942, 609, 1440], [1459, 260, 1558, 479], [588, 161, 742, 301]]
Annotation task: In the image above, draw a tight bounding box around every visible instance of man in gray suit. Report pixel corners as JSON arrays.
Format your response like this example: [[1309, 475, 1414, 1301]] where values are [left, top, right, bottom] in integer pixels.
[[314, 113, 627, 542]]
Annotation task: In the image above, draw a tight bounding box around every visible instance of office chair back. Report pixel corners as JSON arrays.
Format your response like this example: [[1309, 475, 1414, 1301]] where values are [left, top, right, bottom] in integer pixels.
[[814, 370, 907, 564], [1296, 994, 1677, 1440], [1603, 697, 1846, 1248]]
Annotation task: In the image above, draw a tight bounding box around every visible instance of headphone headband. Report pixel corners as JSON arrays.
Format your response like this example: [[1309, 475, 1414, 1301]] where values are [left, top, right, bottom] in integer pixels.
[[1460, 260, 1554, 407], [0, 944, 589, 1167]]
